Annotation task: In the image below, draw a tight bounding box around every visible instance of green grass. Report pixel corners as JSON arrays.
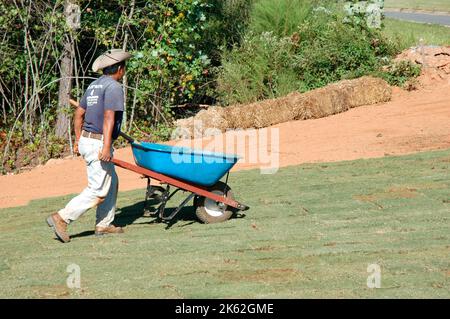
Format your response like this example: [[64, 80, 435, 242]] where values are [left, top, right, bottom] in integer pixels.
[[383, 18, 450, 48], [385, 0, 450, 12], [249, 0, 312, 37], [1, 149, 450, 298]]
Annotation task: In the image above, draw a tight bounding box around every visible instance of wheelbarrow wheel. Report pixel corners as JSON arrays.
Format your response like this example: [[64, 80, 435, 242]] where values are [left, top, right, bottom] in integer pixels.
[[195, 182, 234, 224]]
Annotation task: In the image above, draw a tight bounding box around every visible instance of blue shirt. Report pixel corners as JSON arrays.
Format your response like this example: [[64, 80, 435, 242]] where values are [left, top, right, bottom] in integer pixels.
[[79, 75, 124, 140]]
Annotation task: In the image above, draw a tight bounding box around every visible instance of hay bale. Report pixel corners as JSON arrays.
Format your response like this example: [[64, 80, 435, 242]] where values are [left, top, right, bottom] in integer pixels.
[[174, 107, 227, 138], [290, 76, 392, 121], [223, 95, 295, 129], [175, 76, 391, 135], [344, 76, 392, 107]]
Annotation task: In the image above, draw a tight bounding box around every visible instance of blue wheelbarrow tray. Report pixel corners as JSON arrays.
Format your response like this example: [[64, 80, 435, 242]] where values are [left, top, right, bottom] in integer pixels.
[[131, 142, 240, 187]]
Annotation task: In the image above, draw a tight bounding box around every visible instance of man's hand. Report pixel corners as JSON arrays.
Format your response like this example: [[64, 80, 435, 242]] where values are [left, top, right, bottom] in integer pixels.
[[98, 146, 112, 162], [99, 109, 115, 162], [74, 141, 80, 155]]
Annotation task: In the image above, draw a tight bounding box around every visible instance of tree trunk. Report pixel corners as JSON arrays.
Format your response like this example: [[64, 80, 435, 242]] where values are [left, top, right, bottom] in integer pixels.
[[55, 37, 73, 138], [121, 0, 136, 132], [55, 0, 78, 138]]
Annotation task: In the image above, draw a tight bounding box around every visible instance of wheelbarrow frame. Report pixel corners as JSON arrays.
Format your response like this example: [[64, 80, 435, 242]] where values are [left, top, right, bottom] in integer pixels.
[[111, 158, 249, 222]]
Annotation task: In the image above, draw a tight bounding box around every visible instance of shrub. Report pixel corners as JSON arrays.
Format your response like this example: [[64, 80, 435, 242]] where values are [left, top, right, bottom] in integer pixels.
[[202, 0, 254, 60], [378, 60, 422, 87], [292, 14, 396, 89], [249, 0, 313, 37], [217, 1, 398, 105], [217, 32, 301, 104]]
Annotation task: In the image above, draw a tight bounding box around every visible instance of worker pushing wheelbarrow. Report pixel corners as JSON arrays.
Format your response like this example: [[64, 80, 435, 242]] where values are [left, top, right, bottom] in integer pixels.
[[46, 48, 248, 244]]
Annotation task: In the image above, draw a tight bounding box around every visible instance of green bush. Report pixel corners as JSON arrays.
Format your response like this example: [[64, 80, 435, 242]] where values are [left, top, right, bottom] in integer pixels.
[[217, 32, 301, 104], [217, 1, 398, 105], [378, 60, 422, 87], [202, 0, 254, 61], [249, 0, 313, 37], [292, 15, 397, 89]]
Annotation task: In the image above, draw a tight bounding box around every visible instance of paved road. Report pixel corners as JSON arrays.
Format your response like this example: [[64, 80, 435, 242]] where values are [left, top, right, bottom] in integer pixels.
[[385, 11, 450, 26]]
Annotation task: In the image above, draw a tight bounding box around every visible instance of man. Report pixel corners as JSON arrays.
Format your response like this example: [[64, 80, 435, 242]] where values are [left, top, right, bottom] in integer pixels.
[[46, 49, 131, 243]]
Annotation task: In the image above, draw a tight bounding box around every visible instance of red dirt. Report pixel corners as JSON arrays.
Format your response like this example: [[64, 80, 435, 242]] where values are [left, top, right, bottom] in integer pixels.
[[1, 75, 449, 209]]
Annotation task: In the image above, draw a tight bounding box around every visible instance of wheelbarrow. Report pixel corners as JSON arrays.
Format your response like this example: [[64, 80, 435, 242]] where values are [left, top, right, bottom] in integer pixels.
[[112, 132, 249, 223]]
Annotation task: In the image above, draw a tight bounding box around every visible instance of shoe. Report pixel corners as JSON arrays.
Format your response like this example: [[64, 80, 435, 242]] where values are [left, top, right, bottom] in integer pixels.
[[46, 213, 70, 243], [95, 225, 124, 236]]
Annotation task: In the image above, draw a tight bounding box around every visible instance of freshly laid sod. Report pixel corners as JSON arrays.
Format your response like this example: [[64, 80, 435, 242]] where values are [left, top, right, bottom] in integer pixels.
[[1, 149, 449, 298], [383, 18, 450, 48], [385, 0, 450, 13]]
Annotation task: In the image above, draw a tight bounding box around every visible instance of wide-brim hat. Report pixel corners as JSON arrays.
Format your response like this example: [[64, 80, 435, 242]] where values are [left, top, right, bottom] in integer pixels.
[[92, 49, 132, 72]]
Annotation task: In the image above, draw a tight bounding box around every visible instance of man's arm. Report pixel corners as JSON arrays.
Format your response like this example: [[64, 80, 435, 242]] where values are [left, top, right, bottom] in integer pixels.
[[98, 110, 115, 162], [73, 106, 85, 154], [74, 106, 85, 142]]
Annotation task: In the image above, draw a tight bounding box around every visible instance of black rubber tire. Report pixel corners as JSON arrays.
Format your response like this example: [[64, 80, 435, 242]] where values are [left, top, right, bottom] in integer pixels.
[[195, 182, 234, 224]]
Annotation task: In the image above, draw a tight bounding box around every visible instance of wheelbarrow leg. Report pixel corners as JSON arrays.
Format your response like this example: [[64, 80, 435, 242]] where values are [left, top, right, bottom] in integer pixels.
[[160, 193, 195, 221], [143, 178, 154, 216], [155, 185, 196, 222], [143, 178, 166, 217], [156, 185, 171, 219]]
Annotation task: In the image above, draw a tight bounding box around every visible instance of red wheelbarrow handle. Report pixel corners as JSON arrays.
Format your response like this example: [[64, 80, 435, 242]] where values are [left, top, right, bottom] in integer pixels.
[[111, 158, 249, 211]]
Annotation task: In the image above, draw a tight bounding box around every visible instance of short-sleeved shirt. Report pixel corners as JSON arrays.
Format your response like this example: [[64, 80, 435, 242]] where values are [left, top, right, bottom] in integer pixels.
[[79, 75, 124, 140]]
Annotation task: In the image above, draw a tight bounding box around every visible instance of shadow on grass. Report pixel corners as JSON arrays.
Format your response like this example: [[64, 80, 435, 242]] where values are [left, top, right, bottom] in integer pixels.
[[114, 199, 201, 230], [70, 198, 247, 238], [115, 198, 247, 230], [71, 230, 95, 239]]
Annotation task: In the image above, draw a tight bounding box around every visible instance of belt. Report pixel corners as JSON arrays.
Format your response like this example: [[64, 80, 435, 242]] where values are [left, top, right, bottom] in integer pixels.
[[81, 130, 103, 140]]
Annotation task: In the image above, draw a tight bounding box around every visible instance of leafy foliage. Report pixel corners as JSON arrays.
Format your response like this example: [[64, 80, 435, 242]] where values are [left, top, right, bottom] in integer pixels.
[[343, 0, 385, 30], [249, 0, 313, 37], [128, 0, 211, 120], [216, 0, 403, 105], [379, 60, 421, 87], [0, 0, 246, 172]]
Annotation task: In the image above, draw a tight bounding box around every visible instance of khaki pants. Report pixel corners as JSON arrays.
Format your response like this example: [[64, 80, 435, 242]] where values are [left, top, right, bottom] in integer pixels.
[[58, 135, 118, 228]]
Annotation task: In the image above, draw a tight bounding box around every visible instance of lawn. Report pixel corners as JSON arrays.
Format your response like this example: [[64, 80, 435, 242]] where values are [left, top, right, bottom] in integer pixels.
[[0, 149, 449, 298], [385, 0, 450, 12], [383, 18, 450, 48]]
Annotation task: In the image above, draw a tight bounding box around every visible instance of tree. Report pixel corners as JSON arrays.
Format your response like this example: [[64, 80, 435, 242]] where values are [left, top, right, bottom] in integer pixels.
[[55, 0, 80, 138]]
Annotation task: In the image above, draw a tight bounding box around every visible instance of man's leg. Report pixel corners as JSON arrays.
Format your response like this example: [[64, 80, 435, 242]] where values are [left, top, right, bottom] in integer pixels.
[[57, 186, 110, 223], [46, 183, 106, 243], [58, 142, 112, 223], [48, 138, 113, 242], [95, 163, 119, 228]]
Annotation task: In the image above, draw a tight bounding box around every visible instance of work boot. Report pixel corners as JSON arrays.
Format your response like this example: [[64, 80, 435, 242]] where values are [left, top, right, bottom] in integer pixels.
[[95, 225, 124, 236], [46, 213, 70, 243]]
